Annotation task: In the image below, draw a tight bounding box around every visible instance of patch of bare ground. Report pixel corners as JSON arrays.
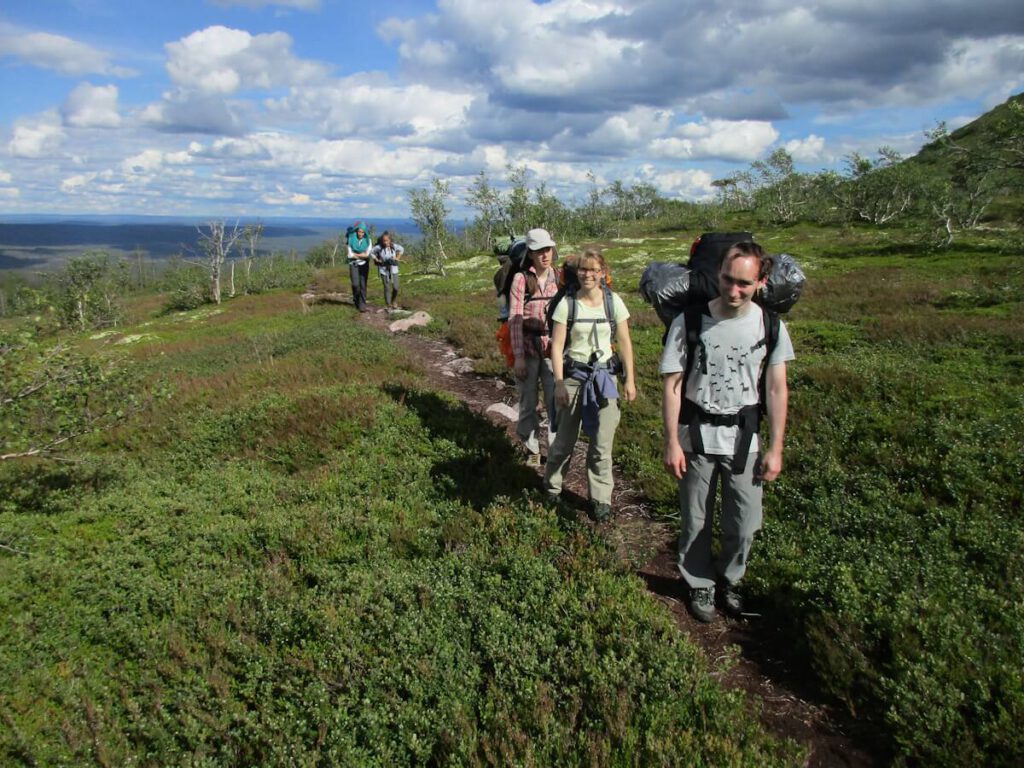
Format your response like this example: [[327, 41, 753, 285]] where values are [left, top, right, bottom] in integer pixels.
[[343, 296, 882, 767]]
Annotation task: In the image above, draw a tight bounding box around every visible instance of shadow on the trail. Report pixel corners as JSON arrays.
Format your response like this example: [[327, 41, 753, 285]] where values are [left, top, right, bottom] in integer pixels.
[[383, 383, 541, 510], [637, 541, 887, 767]]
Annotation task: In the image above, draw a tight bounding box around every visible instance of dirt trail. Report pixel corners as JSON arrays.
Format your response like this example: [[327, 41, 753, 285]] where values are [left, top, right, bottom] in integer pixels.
[[356, 304, 880, 767]]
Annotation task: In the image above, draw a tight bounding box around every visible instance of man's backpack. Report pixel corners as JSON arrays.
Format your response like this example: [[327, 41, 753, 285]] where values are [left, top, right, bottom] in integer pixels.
[[682, 302, 780, 415], [639, 232, 804, 339], [687, 231, 753, 305]]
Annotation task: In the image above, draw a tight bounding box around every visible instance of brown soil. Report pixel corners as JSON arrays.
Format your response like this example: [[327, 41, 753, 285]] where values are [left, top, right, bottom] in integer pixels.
[[355, 302, 882, 767]]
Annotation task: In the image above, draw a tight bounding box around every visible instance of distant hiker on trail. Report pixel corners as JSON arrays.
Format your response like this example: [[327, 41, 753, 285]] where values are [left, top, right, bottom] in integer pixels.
[[660, 241, 794, 623], [371, 231, 404, 312], [544, 249, 637, 521], [346, 221, 372, 312], [510, 228, 560, 467]]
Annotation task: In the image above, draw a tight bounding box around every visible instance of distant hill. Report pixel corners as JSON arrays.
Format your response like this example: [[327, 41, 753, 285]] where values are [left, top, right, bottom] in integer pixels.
[[907, 91, 1024, 222], [0, 216, 422, 271]]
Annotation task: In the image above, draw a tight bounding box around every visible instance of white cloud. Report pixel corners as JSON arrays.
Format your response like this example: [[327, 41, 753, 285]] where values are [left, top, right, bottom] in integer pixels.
[[141, 92, 245, 135], [165, 26, 328, 95], [261, 185, 313, 206], [266, 75, 473, 142], [61, 172, 98, 192], [784, 134, 827, 164], [0, 187, 19, 199], [122, 148, 194, 174], [7, 111, 66, 157], [574, 107, 674, 154], [638, 164, 715, 200], [62, 83, 122, 128], [0, 170, 11, 184], [651, 120, 779, 162], [0, 24, 135, 77]]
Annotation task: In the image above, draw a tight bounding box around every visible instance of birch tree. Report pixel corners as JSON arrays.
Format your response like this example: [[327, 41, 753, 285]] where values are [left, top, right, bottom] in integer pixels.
[[408, 179, 452, 276], [198, 221, 242, 305]]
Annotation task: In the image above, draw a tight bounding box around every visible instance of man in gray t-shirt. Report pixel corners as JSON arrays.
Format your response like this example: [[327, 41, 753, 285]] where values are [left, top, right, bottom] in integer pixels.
[[660, 242, 794, 623]]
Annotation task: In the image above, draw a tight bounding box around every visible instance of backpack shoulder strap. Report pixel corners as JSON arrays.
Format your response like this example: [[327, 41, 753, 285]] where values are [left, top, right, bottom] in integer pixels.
[[602, 284, 617, 342], [682, 303, 709, 386], [757, 305, 781, 413]]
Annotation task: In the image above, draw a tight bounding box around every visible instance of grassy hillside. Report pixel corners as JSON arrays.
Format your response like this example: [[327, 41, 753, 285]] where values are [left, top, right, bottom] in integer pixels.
[[0, 293, 796, 764], [907, 90, 1024, 224], [3, 214, 1022, 765]]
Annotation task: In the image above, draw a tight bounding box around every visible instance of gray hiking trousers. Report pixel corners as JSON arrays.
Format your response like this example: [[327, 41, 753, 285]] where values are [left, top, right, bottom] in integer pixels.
[[677, 451, 763, 589]]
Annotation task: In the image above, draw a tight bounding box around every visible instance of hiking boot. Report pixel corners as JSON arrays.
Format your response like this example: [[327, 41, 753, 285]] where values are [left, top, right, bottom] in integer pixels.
[[721, 583, 744, 617], [688, 587, 716, 623], [525, 453, 542, 469], [589, 501, 611, 522]]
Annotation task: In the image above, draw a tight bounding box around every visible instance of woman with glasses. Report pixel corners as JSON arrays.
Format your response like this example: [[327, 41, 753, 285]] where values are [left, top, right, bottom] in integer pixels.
[[543, 249, 637, 521]]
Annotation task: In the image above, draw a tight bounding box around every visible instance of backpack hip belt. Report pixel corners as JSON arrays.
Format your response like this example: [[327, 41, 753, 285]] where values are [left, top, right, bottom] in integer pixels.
[[679, 399, 760, 475]]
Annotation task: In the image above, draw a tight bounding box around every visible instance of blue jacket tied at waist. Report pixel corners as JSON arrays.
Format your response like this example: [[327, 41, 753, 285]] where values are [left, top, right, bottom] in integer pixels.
[[568, 364, 619, 438]]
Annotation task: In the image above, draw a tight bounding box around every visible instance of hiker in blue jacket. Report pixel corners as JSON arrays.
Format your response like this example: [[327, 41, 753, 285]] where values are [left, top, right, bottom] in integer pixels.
[[543, 249, 636, 522], [347, 221, 373, 312], [660, 241, 795, 623]]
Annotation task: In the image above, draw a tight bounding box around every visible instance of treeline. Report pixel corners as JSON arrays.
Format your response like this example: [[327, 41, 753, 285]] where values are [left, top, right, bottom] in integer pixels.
[[403, 98, 1023, 270]]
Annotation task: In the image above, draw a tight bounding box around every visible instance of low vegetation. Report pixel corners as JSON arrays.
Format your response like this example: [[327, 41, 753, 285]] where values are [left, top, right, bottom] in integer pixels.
[[2, 92, 1022, 767], [1, 294, 798, 765]]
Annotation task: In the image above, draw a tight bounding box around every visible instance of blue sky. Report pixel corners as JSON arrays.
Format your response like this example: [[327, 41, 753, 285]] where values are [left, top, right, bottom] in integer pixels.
[[1, 0, 1022, 218]]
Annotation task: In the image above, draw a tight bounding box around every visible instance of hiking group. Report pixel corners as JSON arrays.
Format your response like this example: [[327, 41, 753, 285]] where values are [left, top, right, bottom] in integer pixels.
[[346, 221, 405, 313], [495, 229, 797, 623], [499, 229, 637, 523]]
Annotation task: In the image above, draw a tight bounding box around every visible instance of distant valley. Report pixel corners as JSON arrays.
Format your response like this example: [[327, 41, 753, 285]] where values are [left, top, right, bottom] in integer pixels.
[[0, 216, 419, 270]]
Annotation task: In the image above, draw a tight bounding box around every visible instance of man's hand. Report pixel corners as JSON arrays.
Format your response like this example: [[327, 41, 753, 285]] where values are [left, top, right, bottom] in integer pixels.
[[664, 441, 686, 479], [760, 449, 783, 481], [622, 380, 637, 402]]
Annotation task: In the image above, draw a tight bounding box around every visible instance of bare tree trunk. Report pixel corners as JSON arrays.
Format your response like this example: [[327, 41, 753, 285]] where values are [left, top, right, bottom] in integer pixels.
[[229, 261, 236, 298], [200, 221, 242, 305]]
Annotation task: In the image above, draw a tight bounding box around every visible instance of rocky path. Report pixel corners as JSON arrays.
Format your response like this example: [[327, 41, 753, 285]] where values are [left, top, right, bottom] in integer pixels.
[[356, 303, 880, 767]]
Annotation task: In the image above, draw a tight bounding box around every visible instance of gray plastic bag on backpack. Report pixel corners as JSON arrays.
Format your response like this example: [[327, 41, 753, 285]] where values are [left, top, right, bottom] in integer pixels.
[[639, 262, 692, 327], [761, 253, 805, 313]]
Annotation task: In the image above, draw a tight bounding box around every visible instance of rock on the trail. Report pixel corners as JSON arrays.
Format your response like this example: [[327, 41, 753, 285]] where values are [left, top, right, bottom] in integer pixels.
[[485, 403, 519, 422], [389, 311, 431, 332], [448, 357, 475, 374]]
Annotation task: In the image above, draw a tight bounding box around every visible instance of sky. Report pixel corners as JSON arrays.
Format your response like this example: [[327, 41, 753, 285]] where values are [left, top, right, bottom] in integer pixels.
[[1, 0, 1022, 219]]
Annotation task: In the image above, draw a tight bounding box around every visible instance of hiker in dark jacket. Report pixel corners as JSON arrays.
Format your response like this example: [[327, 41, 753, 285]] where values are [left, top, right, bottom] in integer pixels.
[[543, 249, 636, 522], [660, 241, 794, 623], [347, 221, 372, 312]]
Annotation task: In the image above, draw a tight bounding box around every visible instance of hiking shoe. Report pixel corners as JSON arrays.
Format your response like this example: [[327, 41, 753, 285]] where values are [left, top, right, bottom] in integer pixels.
[[525, 453, 542, 469], [721, 583, 744, 617], [688, 587, 716, 623], [589, 502, 611, 522]]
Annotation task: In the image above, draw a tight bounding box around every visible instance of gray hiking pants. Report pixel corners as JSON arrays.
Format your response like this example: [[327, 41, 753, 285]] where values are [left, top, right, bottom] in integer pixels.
[[677, 451, 763, 589], [516, 356, 556, 455]]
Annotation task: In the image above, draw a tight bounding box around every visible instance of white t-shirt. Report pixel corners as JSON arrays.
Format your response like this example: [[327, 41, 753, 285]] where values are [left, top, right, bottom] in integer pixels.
[[551, 291, 629, 365], [660, 303, 794, 454]]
